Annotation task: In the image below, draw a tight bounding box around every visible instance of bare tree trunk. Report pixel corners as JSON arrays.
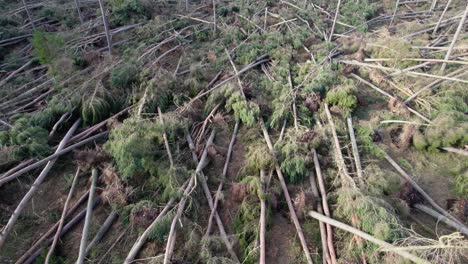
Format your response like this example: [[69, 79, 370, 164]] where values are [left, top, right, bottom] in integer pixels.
[[390, 0, 400, 26], [21, 0, 35, 29], [74, 0, 84, 24], [158, 107, 174, 167], [324, 104, 355, 185], [186, 132, 240, 262], [76, 168, 98, 264], [260, 118, 313, 264], [309, 171, 332, 264], [124, 198, 176, 263], [440, 3, 468, 72], [312, 149, 337, 264], [0, 131, 107, 186], [383, 152, 467, 229], [49, 112, 71, 139], [205, 121, 239, 236], [308, 211, 429, 264], [45, 167, 81, 264], [433, 0, 453, 35], [16, 191, 90, 264], [346, 117, 363, 179], [97, 0, 112, 55], [212, 0, 217, 33], [23, 198, 102, 264], [328, 0, 342, 41], [86, 211, 118, 254], [0, 60, 33, 87], [0, 120, 80, 250], [259, 169, 267, 264], [414, 204, 468, 236]]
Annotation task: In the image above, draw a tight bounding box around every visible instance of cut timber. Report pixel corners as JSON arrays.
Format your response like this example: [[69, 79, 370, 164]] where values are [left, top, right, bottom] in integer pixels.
[[0, 119, 80, 250], [260, 118, 313, 264], [206, 121, 239, 236], [158, 107, 174, 167], [308, 211, 429, 264], [414, 204, 468, 236], [382, 152, 467, 229], [76, 168, 98, 264], [45, 167, 81, 264], [0, 131, 108, 186], [312, 149, 337, 264]]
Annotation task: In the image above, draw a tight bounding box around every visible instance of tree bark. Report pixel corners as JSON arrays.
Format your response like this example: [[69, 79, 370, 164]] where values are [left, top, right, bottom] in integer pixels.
[[74, 0, 84, 24], [85, 211, 118, 254], [440, 3, 468, 72], [259, 170, 267, 264], [414, 204, 468, 236]]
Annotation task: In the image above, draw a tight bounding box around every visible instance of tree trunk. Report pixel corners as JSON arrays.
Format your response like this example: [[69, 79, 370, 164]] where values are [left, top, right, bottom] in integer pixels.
[[45, 167, 81, 264], [76, 168, 98, 264], [97, 0, 112, 55], [22, 0, 35, 29], [85, 211, 118, 254], [308, 211, 429, 264], [414, 204, 468, 236], [260, 118, 313, 264], [0, 131, 108, 186], [0, 120, 80, 250], [440, 3, 468, 72], [259, 170, 267, 264], [74, 0, 84, 24]]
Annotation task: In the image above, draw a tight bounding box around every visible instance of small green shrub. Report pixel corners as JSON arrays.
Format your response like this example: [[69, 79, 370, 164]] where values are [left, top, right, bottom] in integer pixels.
[[110, 0, 152, 26]]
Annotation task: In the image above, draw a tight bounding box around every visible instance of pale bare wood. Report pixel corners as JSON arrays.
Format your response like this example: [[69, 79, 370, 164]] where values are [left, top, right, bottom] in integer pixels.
[[308, 211, 429, 264], [259, 169, 267, 264], [0, 120, 81, 250], [158, 107, 174, 167], [346, 118, 363, 179], [329, 0, 342, 41], [312, 149, 337, 264], [76, 167, 98, 264], [440, 3, 468, 72], [433, 0, 453, 34], [414, 204, 468, 236], [45, 167, 81, 264], [260, 118, 313, 264], [97, 0, 112, 55]]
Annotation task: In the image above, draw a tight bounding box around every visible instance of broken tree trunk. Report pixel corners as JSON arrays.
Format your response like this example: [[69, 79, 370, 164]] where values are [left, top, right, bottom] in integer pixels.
[[312, 149, 337, 264], [260, 118, 313, 264], [21, 0, 35, 29], [259, 169, 267, 264], [0, 119, 80, 250], [0, 60, 33, 87], [45, 167, 81, 264], [164, 131, 219, 264], [97, 0, 112, 55], [0, 131, 108, 186], [414, 204, 468, 236], [158, 107, 174, 167], [324, 104, 355, 186], [440, 3, 468, 72], [205, 121, 239, 236], [186, 132, 240, 262], [346, 117, 363, 180], [23, 197, 102, 264], [124, 197, 177, 263], [433, 0, 453, 34], [329, 0, 342, 41], [382, 152, 467, 229], [308, 211, 429, 264], [74, 0, 84, 24], [15, 190, 90, 264], [85, 211, 118, 254], [309, 171, 332, 264], [76, 168, 98, 264]]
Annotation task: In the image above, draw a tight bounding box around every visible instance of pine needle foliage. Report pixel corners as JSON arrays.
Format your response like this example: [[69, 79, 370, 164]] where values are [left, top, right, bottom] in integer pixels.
[[0, 117, 51, 161], [325, 79, 358, 117], [111, 63, 140, 89], [32, 31, 65, 65], [147, 211, 175, 243], [275, 128, 320, 184], [233, 197, 262, 264], [104, 116, 187, 181]]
